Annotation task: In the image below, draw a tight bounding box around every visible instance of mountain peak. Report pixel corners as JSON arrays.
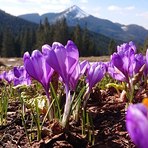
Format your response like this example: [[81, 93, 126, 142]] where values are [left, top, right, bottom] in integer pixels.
[[63, 5, 89, 19], [68, 5, 82, 12]]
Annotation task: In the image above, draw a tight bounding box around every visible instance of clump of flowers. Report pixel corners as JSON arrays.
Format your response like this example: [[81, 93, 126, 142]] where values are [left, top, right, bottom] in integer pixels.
[[108, 41, 145, 103], [0, 66, 31, 86], [83, 62, 106, 108], [2, 39, 148, 146], [42, 40, 79, 127]]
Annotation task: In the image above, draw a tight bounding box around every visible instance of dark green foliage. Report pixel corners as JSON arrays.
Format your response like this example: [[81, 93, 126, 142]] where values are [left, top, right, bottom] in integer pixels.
[[82, 25, 90, 56], [0, 16, 112, 57], [72, 24, 82, 54], [53, 18, 69, 45], [142, 36, 148, 53], [35, 21, 45, 49], [0, 10, 124, 57], [21, 28, 36, 55], [108, 39, 117, 55], [0, 10, 148, 57], [0, 10, 37, 34], [1, 27, 15, 57], [137, 36, 148, 54]]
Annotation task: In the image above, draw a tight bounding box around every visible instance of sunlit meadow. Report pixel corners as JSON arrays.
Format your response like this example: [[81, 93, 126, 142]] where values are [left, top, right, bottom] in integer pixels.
[[0, 40, 148, 147]]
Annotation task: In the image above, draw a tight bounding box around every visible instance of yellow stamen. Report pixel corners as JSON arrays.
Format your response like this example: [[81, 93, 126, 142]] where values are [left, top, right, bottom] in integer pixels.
[[142, 98, 148, 108]]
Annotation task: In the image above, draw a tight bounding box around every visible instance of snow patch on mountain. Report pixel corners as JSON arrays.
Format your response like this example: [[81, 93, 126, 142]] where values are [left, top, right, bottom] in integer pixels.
[[64, 5, 89, 19], [121, 26, 128, 31]]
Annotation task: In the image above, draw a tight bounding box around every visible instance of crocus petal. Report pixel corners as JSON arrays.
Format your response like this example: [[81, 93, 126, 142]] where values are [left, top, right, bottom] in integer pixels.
[[23, 50, 53, 93], [86, 62, 106, 90], [126, 103, 148, 148], [69, 63, 81, 90], [23, 51, 40, 82], [144, 49, 148, 76], [108, 64, 127, 82], [13, 77, 31, 86], [3, 70, 14, 83], [80, 60, 90, 75], [117, 41, 136, 54], [13, 66, 22, 78], [109, 41, 144, 81], [42, 44, 52, 55], [111, 53, 124, 72], [43, 40, 79, 85], [134, 53, 145, 75], [13, 66, 31, 86]]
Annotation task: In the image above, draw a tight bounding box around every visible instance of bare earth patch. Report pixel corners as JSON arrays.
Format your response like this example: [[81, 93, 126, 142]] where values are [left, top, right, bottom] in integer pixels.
[[0, 87, 136, 148], [0, 56, 137, 148], [0, 56, 110, 67]]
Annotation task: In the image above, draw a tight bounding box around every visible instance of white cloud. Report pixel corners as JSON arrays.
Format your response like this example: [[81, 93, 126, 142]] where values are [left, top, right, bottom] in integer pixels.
[[137, 11, 148, 19], [18, 0, 71, 5], [108, 5, 121, 11], [108, 5, 135, 12], [125, 6, 135, 10], [0, 0, 73, 15], [80, 0, 88, 3]]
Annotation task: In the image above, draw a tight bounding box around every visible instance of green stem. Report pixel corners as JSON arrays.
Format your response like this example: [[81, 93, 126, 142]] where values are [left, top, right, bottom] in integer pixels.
[[61, 84, 72, 128]]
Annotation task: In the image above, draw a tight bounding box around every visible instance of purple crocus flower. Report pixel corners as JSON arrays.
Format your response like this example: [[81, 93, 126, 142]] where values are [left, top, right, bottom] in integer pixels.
[[82, 62, 106, 108], [108, 42, 145, 83], [0, 66, 31, 86], [69, 60, 90, 90], [108, 62, 127, 82], [2, 70, 14, 84], [110, 49, 135, 82], [13, 66, 31, 86], [108, 42, 145, 103], [134, 53, 145, 75], [86, 62, 106, 91], [80, 60, 90, 75], [126, 103, 148, 148], [69, 63, 81, 90], [144, 49, 148, 76], [117, 41, 136, 54], [42, 40, 79, 127], [42, 40, 79, 86], [23, 50, 54, 98]]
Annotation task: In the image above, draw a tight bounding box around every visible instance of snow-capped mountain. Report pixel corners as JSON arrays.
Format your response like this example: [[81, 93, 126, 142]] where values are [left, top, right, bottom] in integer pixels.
[[19, 5, 89, 24], [62, 5, 89, 19], [18, 5, 148, 44]]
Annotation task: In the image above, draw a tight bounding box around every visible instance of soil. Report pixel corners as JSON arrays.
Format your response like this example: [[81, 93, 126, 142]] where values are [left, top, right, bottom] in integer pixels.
[[0, 86, 138, 148], [0, 57, 138, 148], [0, 56, 110, 67]]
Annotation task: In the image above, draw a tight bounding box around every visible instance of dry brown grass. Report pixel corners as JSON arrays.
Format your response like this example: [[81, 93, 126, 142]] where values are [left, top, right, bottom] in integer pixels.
[[0, 56, 110, 67], [80, 56, 110, 62]]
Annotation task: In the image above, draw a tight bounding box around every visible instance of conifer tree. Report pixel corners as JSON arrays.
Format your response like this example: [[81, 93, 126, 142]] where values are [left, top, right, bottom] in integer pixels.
[[143, 36, 148, 53], [1, 27, 15, 57], [43, 17, 52, 44], [35, 21, 45, 49], [14, 34, 21, 57], [88, 39, 96, 56], [108, 39, 116, 55], [53, 18, 69, 45], [73, 24, 82, 55], [82, 24, 90, 56]]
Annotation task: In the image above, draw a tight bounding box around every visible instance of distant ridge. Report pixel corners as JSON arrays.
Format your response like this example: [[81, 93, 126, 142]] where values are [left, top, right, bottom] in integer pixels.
[[0, 9, 37, 34], [18, 5, 148, 44]]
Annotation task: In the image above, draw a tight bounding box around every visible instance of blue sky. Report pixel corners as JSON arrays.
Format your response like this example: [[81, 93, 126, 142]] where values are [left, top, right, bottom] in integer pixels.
[[0, 0, 148, 29]]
